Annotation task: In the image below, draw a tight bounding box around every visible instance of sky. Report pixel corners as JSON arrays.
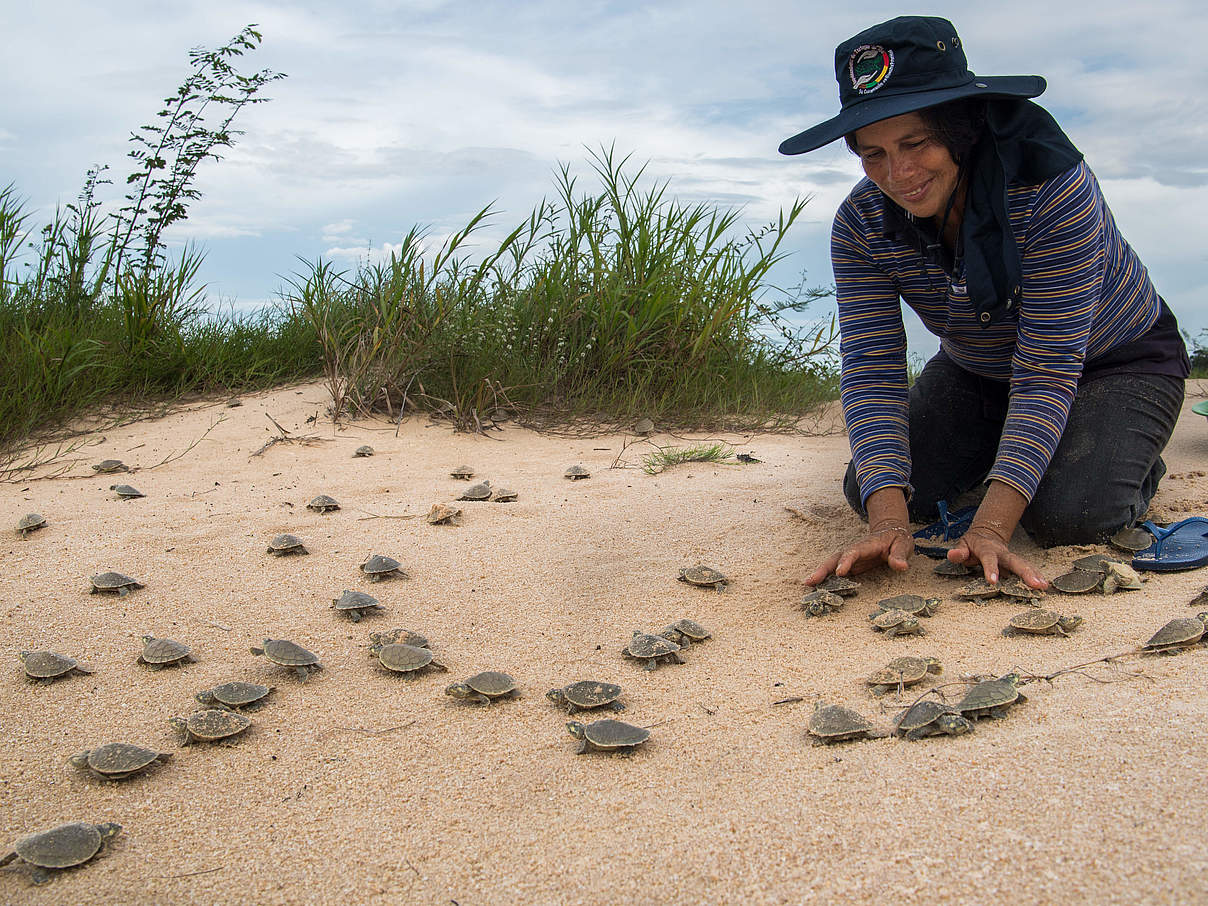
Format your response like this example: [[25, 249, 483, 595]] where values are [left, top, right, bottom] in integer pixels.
[[5, 0, 1207, 359]]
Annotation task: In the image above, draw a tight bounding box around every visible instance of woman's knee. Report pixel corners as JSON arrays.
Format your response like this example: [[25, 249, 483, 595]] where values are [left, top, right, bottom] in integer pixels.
[[1021, 487, 1130, 547]]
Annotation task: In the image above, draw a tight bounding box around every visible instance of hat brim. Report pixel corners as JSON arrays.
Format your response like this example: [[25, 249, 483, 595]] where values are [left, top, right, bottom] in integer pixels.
[[779, 75, 1046, 155]]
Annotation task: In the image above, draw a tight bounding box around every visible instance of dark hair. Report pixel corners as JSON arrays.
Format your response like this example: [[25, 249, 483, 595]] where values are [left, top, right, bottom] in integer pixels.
[[844, 98, 987, 164]]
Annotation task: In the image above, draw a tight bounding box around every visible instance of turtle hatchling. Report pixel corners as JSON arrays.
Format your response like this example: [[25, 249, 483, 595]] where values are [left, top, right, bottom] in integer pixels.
[[16, 513, 47, 537], [0, 821, 122, 885], [798, 588, 845, 617], [450, 464, 475, 480], [870, 609, 924, 637], [426, 503, 463, 525], [678, 564, 728, 591], [109, 484, 144, 499], [806, 703, 887, 745], [267, 534, 308, 556], [955, 674, 1027, 720], [195, 681, 274, 711], [306, 494, 340, 513], [1003, 610, 1082, 637], [89, 571, 143, 596], [361, 554, 406, 582], [169, 708, 251, 745], [1051, 569, 1101, 594], [818, 574, 861, 596], [866, 656, 943, 695], [137, 635, 193, 668], [458, 481, 492, 502], [1102, 561, 1144, 594], [369, 628, 429, 649], [634, 417, 655, 435], [1142, 613, 1208, 654], [957, 578, 1001, 602], [934, 559, 973, 578], [19, 651, 94, 683], [566, 718, 649, 754], [893, 700, 973, 741], [91, 459, 128, 474], [622, 631, 684, 670], [69, 743, 172, 780], [657, 618, 711, 646], [1071, 554, 1123, 574], [491, 488, 519, 502], [999, 577, 1045, 604], [332, 589, 382, 622], [354, 445, 375, 457], [445, 671, 519, 705], [873, 594, 940, 618], [371, 642, 448, 676], [250, 639, 323, 680], [1110, 525, 1154, 552], [563, 464, 590, 480], [547, 681, 625, 714]]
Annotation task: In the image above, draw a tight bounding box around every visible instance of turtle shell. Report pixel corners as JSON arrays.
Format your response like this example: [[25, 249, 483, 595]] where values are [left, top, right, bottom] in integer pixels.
[[73, 742, 170, 778], [807, 703, 877, 742], [139, 636, 191, 666], [426, 503, 462, 525], [196, 681, 273, 709], [875, 594, 939, 616], [369, 628, 429, 649], [956, 675, 1024, 717], [306, 494, 340, 513], [870, 609, 920, 631], [491, 488, 519, 502], [1110, 526, 1154, 552], [1005, 609, 1080, 635], [332, 590, 382, 621], [799, 588, 845, 616], [92, 460, 128, 473], [581, 718, 649, 748], [1071, 554, 1123, 575], [267, 534, 308, 555], [1051, 569, 1101, 594], [1102, 561, 1144, 594], [464, 670, 517, 697], [90, 572, 143, 594], [894, 700, 956, 734], [866, 655, 941, 691], [933, 560, 973, 578], [999, 577, 1044, 602], [354, 445, 375, 457], [174, 708, 251, 742], [548, 680, 623, 711], [449, 464, 475, 479], [634, 417, 655, 435], [818, 575, 860, 596], [17, 513, 47, 536], [625, 632, 681, 659], [457, 481, 492, 501], [665, 618, 711, 642], [109, 484, 144, 499], [255, 638, 320, 667], [19, 650, 89, 680], [361, 554, 405, 580], [678, 565, 727, 588], [564, 465, 591, 479], [375, 643, 443, 674], [11, 821, 121, 870], [957, 579, 1001, 600], [1144, 616, 1207, 650]]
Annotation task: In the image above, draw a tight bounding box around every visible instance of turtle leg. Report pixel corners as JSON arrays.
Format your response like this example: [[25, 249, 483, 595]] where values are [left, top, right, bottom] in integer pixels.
[[117, 586, 129, 597], [904, 728, 928, 742], [30, 866, 53, 885], [669, 652, 685, 664], [295, 666, 309, 681], [609, 701, 626, 712], [472, 692, 491, 705], [0, 852, 16, 867], [642, 659, 657, 672], [348, 610, 362, 623]]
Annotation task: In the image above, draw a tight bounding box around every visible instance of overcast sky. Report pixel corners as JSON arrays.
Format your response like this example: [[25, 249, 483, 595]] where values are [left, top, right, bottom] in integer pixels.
[[5, 1, 1207, 357]]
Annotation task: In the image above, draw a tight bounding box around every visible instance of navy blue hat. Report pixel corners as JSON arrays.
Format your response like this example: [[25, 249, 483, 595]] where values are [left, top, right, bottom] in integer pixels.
[[779, 16, 1046, 155]]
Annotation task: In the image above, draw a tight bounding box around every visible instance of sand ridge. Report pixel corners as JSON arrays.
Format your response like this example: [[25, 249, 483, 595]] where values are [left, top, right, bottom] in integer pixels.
[[3, 379, 1208, 904]]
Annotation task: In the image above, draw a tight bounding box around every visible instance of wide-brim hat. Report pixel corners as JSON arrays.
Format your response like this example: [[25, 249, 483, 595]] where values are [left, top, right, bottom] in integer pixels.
[[779, 16, 1046, 155]]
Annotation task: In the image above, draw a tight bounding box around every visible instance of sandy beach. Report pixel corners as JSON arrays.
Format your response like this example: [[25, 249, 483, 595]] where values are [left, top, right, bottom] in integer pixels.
[[3, 378, 1208, 905]]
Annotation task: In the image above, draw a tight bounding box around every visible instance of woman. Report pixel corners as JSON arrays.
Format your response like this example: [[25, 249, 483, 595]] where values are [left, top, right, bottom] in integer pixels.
[[780, 16, 1189, 587]]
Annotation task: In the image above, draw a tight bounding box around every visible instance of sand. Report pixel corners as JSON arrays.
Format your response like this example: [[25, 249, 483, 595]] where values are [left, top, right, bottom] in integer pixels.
[[3, 379, 1208, 904]]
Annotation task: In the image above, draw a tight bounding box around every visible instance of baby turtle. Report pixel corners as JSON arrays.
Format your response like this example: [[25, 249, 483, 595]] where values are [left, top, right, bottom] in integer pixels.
[[957, 578, 1001, 602], [934, 559, 973, 578], [806, 703, 888, 745], [1071, 554, 1123, 574], [893, 701, 973, 741], [354, 445, 375, 457], [999, 577, 1045, 604], [491, 488, 519, 503], [866, 656, 943, 695], [547, 681, 625, 714], [457, 480, 492, 501], [69, 743, 172, 780], [1102, 561, 1144, 595], [426, 503, 463, 525], [250, 639, 323, 680], [622, 631, 685, 670], [91, 459, 128, 474], [797, 588, 845, 617], [566, 718, 649, 754], [195, 681, 274, 711], [369, 627, 429, 649], [137, 635, 193, 668], [818, 574, 861, 596], [564, 464, 591, 480], [634, 417, 655, 435], [873, 594, 940, 617], [0, 821, 122, 885], [306, 494, 340, 513], [168, 708, 251, 745], [16, 513, 47, 537], [657, 618, 712, 646], [955, 674, 1027, 720], [445, 671, 519, 705], [361, 554, 406, 582], [1051, 569, 1101, 594], [331, 589, 382, 622], [89, 571, 143, 596], [870, 609, 924, 637], [19, 651, 94, 683], [267, 534, 308, 556], [1110, 525, 1154, 552], [371, 643, 448, 676], [450, 464, 475, 479], [109, 484, 144, 499], [1142, 613, 1208, 653], [1003, 610, 1082, 637], [677, 564, 728, 591]]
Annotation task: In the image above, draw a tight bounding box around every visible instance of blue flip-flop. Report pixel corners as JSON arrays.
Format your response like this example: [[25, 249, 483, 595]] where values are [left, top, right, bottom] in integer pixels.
[[1131, 517, 1208, 571], [1192, 400, 1208, 419], [912, 501, 977, 560]]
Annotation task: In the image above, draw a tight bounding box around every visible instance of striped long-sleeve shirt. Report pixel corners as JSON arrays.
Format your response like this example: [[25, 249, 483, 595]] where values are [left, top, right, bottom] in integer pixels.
[[832, 160, 1166, 505]]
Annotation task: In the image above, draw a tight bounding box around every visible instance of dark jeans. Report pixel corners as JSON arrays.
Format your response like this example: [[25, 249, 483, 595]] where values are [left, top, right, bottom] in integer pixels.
[[842, 352, 1185, 547]]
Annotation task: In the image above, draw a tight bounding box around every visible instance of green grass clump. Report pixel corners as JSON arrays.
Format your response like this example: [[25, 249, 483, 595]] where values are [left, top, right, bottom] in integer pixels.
[[640, 442, 735, 475]]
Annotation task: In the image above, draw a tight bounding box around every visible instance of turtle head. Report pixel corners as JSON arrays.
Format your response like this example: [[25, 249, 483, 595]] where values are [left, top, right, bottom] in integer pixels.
[[1196, 612, 1208, 626], [367, 643, 383, 657], [1000, 673, 1022, 686], [805, 601, 827, 618], [140, 635, 156, 645], [1058, 615, 1083, 632], [167, 716, 188, 735], [545, 688, 566, 706], [96, 823, 122, 842], [936, 714, 973, 736], [195, 690, 216, 706], [68, 751, 91, 769], [17, 650, 31, 663], [923, 657, 943, 674], [445, 682, 474, 700], [566, 721, 586, 740]]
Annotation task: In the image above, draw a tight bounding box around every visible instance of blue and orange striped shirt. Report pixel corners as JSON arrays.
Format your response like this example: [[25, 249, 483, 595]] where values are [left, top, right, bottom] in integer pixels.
[[832, 161, 1170, 504]]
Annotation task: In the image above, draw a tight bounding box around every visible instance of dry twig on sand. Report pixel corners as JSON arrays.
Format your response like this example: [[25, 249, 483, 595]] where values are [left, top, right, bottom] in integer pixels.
[[250, 413, 330, 458], [143, 415, 226, 471]]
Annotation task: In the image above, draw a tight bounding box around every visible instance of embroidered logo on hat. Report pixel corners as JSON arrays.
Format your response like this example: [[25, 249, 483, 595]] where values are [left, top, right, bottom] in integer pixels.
[[849, 45, 894, 94]]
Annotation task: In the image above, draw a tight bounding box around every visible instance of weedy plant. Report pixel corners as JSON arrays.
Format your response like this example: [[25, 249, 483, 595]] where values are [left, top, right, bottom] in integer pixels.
[[639, 442, 736, 475]]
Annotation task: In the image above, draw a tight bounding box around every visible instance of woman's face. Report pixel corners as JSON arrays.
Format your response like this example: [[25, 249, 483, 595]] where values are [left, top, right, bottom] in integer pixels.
[[853, 112, 960, 220]]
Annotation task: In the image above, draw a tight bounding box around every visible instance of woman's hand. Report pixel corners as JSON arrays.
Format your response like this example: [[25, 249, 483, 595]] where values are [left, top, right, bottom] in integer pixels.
[[947, 524, 1048, 588], [806, 525, 914, 585]]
